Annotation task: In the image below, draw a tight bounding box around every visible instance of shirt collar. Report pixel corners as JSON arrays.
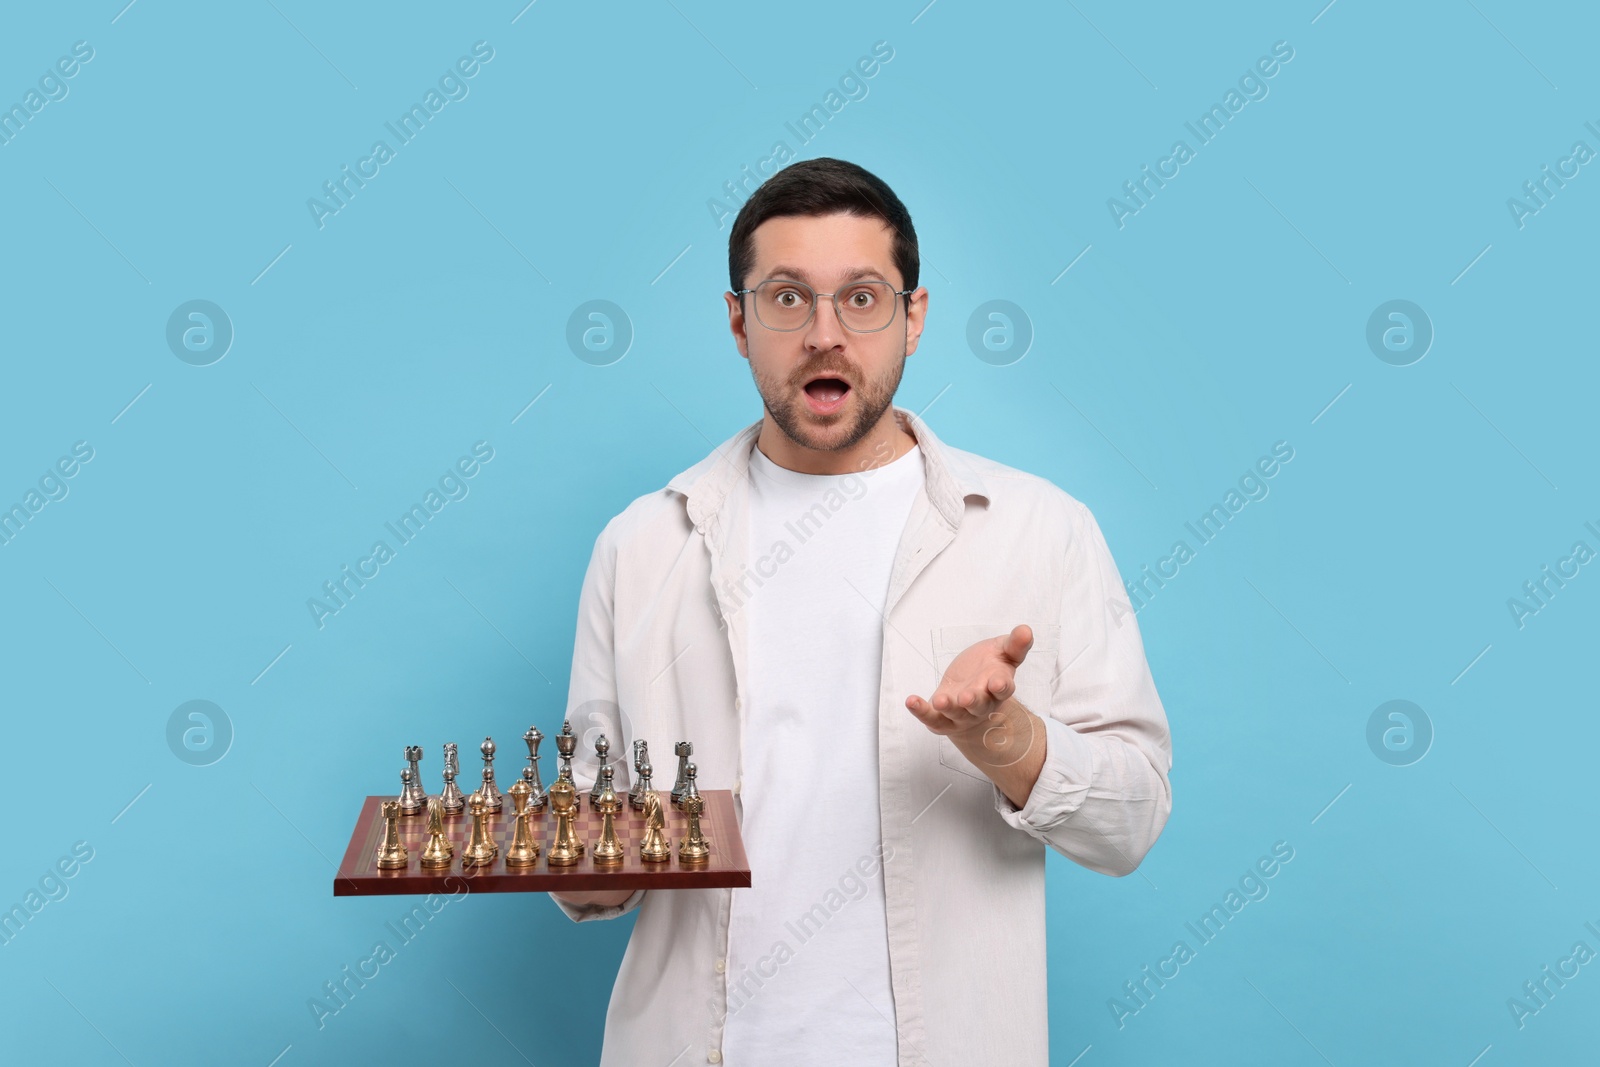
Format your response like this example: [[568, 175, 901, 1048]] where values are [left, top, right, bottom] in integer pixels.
[[666, 405, 989, 531]]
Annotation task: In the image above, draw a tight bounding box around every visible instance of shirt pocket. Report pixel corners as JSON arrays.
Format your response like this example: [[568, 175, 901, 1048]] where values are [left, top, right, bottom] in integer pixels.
[[929, 622, 1060, 784]]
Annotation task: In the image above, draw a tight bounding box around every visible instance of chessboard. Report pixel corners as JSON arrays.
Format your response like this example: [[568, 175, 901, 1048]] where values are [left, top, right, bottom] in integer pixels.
[[333, 789, 751, 896]]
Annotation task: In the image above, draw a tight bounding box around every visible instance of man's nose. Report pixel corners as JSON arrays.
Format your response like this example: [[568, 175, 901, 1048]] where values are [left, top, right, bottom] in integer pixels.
[[803, 294, 844, 350]]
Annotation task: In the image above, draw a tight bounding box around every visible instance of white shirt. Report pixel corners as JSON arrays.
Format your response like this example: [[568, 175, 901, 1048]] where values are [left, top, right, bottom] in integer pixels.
[[557, 406, 1173, 1067], [722, 441, 925, 1063]]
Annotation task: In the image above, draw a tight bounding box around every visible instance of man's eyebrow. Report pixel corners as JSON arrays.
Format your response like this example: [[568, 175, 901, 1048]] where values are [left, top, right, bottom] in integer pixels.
[[763, 265, 893, 285]]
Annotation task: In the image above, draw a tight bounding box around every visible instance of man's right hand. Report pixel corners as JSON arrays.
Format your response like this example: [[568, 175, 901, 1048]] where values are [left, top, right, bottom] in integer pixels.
[[551, 889, 635, 909]]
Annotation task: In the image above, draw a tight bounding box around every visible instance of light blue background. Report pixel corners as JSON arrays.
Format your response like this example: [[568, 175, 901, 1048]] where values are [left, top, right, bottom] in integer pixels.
[[1, 1, 1596, 1064]]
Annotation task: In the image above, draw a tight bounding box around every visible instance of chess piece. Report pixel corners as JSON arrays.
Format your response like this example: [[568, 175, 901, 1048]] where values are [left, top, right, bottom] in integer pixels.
[[628, 740, 651, 810], [519, 767, 541, 815], [632, 759, 655, 812], [397, 768, 423, 816], [402, 745, 427, 812], [375, 800, 409, 869], [555, 721, 581, 813], [522, 726, 548, 812], [546, 777, 583, 866], [679, 762, 702, 814], [462, 793, 498, 867], [476, 767, 503, 816], [592, 766, 625, 867], [420, 797, 454, 869], [590, 734, 612, 808], [671, 741, 694, 810], [440, 765, 465, 816], [440, 743, 466, 815], [678, 791, 710, 865], [505, 779, 541, 868], [639, 790, 671, 863], [475, 738, 503, 813]]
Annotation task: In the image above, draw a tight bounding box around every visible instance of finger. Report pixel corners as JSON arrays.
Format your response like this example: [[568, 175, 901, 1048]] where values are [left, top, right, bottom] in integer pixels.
[[906, 696, 955, 734], [1002, 623, 1034, 666]]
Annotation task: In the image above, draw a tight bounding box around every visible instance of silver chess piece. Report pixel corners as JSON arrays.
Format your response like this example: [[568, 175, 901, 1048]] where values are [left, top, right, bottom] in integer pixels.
[[590, 734, 612, 808], [475, 736, 503, 813], [671, 740, 694, 810], [397, 767, 423, 816], [679, 761, 701, 814], [629, 739, 652, 810], [522, 726, 547, 811], [440, 765, 465, 816], [401, 745, 427, 812], [440, 743, 466, 815], [633, 759, 655, 811]]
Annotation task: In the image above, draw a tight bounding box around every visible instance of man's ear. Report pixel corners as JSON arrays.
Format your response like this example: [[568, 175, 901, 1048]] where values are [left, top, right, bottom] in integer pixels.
[[725, 291, 750, 360], [903, 286, 929, 357]]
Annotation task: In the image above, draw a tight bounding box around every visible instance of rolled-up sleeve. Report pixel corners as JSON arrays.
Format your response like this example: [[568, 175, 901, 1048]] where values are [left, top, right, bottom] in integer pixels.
[[550, 516, 650, 922], [992, 500, 1173, 877]]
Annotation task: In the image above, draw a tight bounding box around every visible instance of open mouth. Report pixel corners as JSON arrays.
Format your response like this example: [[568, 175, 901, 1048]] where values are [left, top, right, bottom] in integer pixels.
[[802, 376, 850, 415]]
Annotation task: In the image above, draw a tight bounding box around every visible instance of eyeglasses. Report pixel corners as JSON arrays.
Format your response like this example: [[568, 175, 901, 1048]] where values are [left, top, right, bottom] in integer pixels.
[[733, 279, 912, 334]]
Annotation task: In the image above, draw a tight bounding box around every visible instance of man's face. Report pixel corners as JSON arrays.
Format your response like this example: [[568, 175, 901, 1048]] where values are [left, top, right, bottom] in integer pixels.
[[726, 212, 927, 453]]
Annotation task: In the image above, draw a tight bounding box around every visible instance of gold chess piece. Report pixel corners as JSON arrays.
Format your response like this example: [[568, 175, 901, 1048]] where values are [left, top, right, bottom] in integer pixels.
[[420, 797, 454, 869], [639, 790, 671, 863], [591, 766, 625, 867], [462, 793, 499, 868], [677, 792, 710, 866], [375, 800, 409, 870], [505, 779, 541, 868], [546, 777, 583, 866]]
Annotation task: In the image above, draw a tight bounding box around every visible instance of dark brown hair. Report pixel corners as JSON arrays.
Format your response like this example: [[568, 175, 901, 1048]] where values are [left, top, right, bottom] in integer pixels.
[[727, 158, 919, 302]]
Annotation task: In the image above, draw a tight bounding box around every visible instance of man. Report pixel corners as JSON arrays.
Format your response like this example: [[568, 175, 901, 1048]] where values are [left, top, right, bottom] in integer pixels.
[[552, 157, 1172, 1066]]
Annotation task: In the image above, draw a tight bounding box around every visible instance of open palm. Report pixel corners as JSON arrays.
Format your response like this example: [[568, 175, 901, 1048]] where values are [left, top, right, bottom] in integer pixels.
[[905, 623, 1035, 738]]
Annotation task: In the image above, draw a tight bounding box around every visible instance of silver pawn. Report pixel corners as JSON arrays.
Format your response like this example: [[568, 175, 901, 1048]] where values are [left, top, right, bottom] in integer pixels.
[[440, 766, 465, 815], [398, 767, 423, 815], [475, 737, 503, 813], [632, 759, 655, 811], [476, 766, 503, 814], [679, 761, 701, 813], [401, 745, 427, 811]]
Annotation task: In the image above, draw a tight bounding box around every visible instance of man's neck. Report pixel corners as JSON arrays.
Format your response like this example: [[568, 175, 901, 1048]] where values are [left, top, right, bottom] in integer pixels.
[[754, 409, 918, 475]]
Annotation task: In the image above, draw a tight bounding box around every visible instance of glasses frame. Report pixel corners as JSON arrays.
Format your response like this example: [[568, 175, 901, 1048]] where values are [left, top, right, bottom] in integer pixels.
[[732, 278, 914, 334]]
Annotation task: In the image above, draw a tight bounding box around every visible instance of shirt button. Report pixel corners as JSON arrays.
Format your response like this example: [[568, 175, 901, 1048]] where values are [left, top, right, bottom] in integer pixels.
[[715, 958, 726, 973], [733, 777, 742, 794], [734, 698, 742, 711], [708, 1051, 722, 1064]]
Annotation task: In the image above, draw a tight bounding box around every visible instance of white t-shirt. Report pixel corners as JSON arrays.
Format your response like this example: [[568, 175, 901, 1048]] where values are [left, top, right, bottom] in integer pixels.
[[722, 439, 926, 1065]]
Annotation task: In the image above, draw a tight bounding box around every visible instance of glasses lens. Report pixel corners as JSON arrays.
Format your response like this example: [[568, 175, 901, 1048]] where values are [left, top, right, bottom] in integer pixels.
[[836, 281, 896, 332], [752, 280, 898, 332], [754, 281, 814, 331]]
